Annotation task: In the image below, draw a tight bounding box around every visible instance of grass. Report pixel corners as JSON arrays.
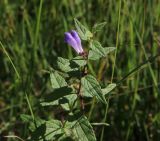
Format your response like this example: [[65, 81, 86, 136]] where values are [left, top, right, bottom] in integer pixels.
[[0, 0, 160, 140]]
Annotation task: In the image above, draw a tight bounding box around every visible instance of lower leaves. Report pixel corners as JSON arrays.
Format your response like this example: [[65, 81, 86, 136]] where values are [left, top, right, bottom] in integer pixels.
[[66, 115, 97, 141], [21, 114, 96, 141]]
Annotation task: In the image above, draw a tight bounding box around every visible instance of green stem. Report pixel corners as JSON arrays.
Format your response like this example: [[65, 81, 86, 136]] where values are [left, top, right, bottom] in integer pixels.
[[34, 0, 43, 54], [88, 97, 96, 120], [100, 0, 121, 140], [100, 99, 109, 141], [0, 41, 20, 79], [111, 0, 122, 83], [25, 92, 35, 121]]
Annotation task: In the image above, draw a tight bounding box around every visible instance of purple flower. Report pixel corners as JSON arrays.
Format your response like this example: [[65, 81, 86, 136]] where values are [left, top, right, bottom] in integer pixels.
[[64, 30, 83, 54]]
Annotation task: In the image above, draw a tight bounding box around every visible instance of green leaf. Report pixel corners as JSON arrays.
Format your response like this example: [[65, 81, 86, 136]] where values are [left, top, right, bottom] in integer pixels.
[[21, 115, 64, 141], [104, 47, 116, 55], [102, 83, 117, 96], [88, 40, 116, 60], [60, 94, 78, 111], [20, 114, 33, 123], [74, 18, 93, 40], [69, 116, 97, 141], [81, 75, 107, 104], [20, 114, 45, 131], [56, 56, 87, 78], [58, 135, 74, 141], [50, 71, 67, 89], [56, 57, 73, 72], [71, 56, 87, 67], [88, 40, 105, 60], [57, 57, 84, 77], [40, 87, 76, 106], [31, 120, 64, 141], [153, 113, 160, 125], [92, 22, 107, 33], [41, 120, 63, 141]]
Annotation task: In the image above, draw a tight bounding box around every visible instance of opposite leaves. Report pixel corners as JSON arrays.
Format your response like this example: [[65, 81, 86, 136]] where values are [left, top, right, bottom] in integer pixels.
[[21, 114, 65, 141], [88, 40, 115, 60]]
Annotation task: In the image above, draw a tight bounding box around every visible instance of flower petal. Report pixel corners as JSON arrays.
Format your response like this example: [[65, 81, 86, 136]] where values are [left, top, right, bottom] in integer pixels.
[[71, 30, 84, 53], [64, 32, 80, 53]]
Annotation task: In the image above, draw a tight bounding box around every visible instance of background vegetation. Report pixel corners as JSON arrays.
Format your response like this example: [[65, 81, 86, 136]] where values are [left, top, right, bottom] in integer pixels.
[[0, 0, 160, 140]]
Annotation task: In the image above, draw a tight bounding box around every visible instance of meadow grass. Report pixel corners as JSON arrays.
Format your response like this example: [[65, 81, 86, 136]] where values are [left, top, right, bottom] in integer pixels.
[[0, 0, 160, 140]]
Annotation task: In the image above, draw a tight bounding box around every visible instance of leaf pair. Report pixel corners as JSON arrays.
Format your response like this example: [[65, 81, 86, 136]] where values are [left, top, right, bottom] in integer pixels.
[[74, 19, 107, 40], [88, 40, 115, 60], [41, 71, 77, 111], [21, 114, 64, 141], [21, 114, 96, 141], [74, 18, 115, 61]]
